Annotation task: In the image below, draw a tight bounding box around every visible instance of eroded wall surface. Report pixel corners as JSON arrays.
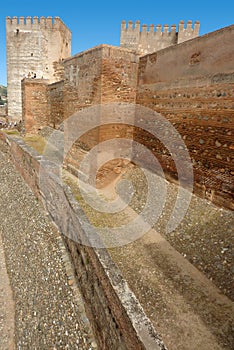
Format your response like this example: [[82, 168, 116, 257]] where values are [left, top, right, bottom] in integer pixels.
[[136, 25, 234, 208], [22, 79, 49, 134]]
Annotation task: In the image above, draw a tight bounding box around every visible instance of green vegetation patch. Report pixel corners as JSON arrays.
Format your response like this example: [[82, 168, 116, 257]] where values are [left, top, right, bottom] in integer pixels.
[[62, 170, 128, 229], [23, 134, 46, 154], [2, 130, 20, 136]]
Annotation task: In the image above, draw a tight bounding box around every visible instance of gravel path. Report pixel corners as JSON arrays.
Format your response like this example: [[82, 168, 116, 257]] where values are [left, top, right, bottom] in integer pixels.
[[0, 231, 15, 350], [122, 165, 234, 300], [108, 165, 234, 350], [0, 144, 97, 350]]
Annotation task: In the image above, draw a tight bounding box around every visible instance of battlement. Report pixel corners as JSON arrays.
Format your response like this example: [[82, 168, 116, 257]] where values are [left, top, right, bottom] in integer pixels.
[[6, 16, 71, 33], [120, 19, 200, 54], [121, 20, 177, 35], [178, 20, 200, 43], [6, 16, 72, 121]]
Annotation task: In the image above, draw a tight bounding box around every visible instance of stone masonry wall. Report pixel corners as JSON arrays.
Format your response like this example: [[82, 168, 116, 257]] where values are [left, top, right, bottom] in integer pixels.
[[136, 25, 234, 209], [0, 131, 166, 350], [62, 46, 103, 155], [22, 78, 49, 134], [98, 45, 138, 146], [20, 25, 234, 209], [138, 25, 234, 85], [63, 45, 138, 114], [120, 20, 200, 55], [63, 46, 103, 119], [101, 45, 138, 104], [6, 16, 71, 121], [48, 81, 64, 128], [62, 45, 139, 171]]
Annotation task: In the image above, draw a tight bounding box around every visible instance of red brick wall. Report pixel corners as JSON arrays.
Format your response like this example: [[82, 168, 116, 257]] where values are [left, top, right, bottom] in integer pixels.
[[136, 25, 234, 209], [101, 46, 138, 103], [21, 28, 234, 209], [63, 46, 103, 120], [48, 81, 64, 128], [63, 45, 138, 116], [63, 45, 139, 152], [22, 79, 49, 134], [135, 83, 234, 208]]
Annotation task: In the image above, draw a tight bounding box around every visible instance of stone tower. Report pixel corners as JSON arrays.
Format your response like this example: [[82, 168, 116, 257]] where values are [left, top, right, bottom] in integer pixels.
[[6, 16, 71, 121], [120, 20, 200, 55]]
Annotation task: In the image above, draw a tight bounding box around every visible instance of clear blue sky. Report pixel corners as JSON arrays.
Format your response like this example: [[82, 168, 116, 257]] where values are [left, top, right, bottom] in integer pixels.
[[0, 0, 233, 86]]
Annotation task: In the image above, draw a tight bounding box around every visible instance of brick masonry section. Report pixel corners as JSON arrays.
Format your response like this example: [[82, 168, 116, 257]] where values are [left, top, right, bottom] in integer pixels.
[[21, 25, 234, 210], [22, 79, 49, 134], [136, 25, 234, 209]]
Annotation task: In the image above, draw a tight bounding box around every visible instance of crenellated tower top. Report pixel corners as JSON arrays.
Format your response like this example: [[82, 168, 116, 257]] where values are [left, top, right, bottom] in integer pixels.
[[120, 19, 200, 54], [6, 16, 72, 121], [6, 16, 71, 34], [121, 20, 178, 34], [178, 20, 200, 43]]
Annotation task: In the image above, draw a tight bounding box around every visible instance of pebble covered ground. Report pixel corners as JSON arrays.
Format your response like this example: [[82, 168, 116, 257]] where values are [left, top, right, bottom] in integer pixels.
[[108, 165, 234, 350], [122, 165, 234, 301], [0, 231, 15, 350], [62, 160, 234, 349], [0, 143, 97, 350]]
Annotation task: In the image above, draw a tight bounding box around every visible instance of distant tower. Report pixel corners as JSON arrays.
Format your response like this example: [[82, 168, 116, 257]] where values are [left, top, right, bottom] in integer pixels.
[[6, 16, 71, 121], [120, 20, 200, 55]]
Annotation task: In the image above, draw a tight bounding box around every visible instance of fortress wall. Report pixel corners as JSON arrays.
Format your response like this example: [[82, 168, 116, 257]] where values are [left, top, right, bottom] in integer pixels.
[[101, 45, 138, 103], [63, 45, 138, 114], [136, 81, 234, 209], [120, 20, 200, 55], [20, 45, 139, 171], [22, 77, 67, 134], [20, 26, 234, 208], [22, 78, 50, 134], [138, 25, 234, 85], [6, 16, 71, 121], [0, 131, 166, 350], [136, 25, 234, 209], [98, 46, 138, 145], [63, 46, 103, 119], [63, 46, 103, 152], [48, 81, 64, 128], [178, 20, 200, 43], [62, 45, 139, 162]]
